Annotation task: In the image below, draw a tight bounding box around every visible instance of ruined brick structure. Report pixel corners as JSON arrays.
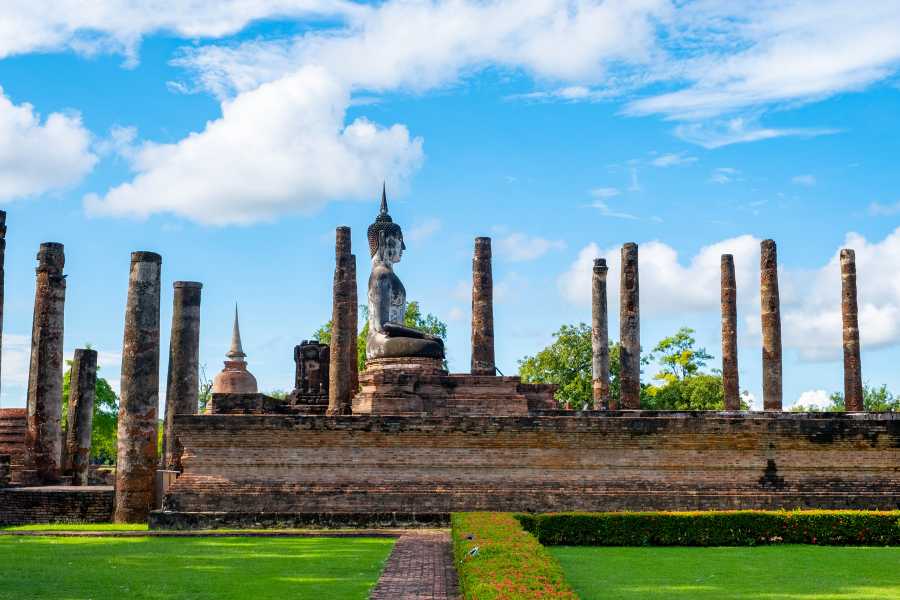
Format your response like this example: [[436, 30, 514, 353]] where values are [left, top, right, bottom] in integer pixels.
[[841, 249, 863, 411], [25, 243, 66, 484], [591, 258, 610, 409], [152, 411, 900, 528], [619, 243, 640, 409], [721, 254, 740, 410], [64, 348, 97, 486], [328, 226, 356, 416], [0, 409, 25, 484], [114, 251, 162, 523], [761, 239, 783, 410], [471, 237, 495, 376]]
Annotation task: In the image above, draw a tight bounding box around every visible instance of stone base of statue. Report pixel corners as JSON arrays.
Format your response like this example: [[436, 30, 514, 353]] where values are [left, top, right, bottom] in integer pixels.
[[352, 357, 558, 416]]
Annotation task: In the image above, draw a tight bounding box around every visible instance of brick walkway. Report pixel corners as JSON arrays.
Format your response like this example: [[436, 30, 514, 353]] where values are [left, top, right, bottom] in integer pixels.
[[370, 531, 460, 599]]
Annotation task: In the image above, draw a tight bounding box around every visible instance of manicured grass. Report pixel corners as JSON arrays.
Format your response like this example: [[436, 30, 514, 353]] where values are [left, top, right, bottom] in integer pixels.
[[0, 536, 394, 599], [552, 545, 900, 600], [1, 523, 149, 531]]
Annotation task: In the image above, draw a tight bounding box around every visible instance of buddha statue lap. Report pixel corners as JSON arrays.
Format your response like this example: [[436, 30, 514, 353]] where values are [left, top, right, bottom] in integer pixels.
[[366, 188, 445, 361]]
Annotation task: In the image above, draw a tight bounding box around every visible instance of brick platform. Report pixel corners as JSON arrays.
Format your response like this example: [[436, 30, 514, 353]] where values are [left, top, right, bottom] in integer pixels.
[[0, 485, 114, 524], [152, 411, 900, 528], [0, 409, 26, 483], [370, 531, 459, 600]]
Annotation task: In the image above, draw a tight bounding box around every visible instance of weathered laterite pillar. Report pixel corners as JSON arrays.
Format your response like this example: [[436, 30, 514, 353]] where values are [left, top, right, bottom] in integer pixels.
[[619, 243, 641, 409], [348, 254, 359, 397], [163, 281, 202, 471], [25, 242, 66, 484], [591, 258, 610, 409], [0, 211, 6, 402], [840, 249, 863, 412], [115, 251, 162, 523], [65, 348, 97, 486], [760, 239, 782, 411], [471, 237, 496, 376], [328, 227, 353, 415], [721, 254, 740, 410]]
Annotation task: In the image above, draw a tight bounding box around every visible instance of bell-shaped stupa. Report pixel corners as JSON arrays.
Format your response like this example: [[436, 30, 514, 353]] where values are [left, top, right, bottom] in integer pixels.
[[211, 305, 258, 394]]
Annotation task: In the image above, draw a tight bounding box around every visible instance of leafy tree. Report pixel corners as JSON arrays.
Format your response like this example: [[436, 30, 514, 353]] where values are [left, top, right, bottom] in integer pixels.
[[648, 327, 712, 383], [61, 356, 119, 465], [313, 301, 448, 373], [792, 384, 900, 412], [518, 323, 628, 409], [643, 373, 725, 410], [198, 364, 213, 413]]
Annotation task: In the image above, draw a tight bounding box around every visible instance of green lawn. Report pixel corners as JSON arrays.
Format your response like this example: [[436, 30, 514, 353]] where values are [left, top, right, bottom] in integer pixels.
[[552, 545, 900, 600], [0, 536, 394, 599]]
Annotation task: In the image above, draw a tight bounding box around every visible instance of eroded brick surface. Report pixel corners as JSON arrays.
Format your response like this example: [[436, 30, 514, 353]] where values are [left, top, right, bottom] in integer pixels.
[[370, 531, 459, 600]]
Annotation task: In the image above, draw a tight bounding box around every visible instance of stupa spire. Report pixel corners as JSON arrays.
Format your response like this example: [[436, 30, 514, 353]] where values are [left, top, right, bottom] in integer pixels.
[[380, 182, 388, 217], [227, 304, 246, 360]]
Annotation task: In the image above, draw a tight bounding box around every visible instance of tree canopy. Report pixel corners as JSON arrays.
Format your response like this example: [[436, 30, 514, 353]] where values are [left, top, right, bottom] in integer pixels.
[[792, 384, 899, 412], [61, 357, 119, 465]]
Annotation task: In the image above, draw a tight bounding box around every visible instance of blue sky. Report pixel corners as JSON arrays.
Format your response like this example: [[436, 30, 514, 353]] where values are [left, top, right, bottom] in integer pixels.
[[1, 1, 900, 411]]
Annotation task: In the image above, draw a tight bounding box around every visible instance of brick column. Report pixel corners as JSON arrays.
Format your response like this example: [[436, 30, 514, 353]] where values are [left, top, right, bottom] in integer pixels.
[[0, 211, 6, 402], [840, 249, 863, 412], [760, 239, 782, 411], [619, 243, 641, 409], [25, 242, 66, 484], [591, 258, 610, 409], [721, 254, 740, 410], [163, 281, 202, 471], [115, 251, 162, 523], [471, 237, 496, 376], [64, 348, 97, 486], [328, 227, 353, 415], [348, 255, 359, 396]]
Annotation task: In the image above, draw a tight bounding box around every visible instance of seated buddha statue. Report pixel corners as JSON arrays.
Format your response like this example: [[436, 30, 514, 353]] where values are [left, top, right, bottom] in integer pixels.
[[366, 188, 445, 360]]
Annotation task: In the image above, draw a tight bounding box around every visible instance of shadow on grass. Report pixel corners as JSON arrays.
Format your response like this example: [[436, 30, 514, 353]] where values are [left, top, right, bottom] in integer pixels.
[[551, 546, 900, 600], [0, 536, 394, 600]]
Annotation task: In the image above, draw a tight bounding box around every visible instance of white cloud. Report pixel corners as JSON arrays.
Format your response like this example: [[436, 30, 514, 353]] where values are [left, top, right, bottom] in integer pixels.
[[709, 167, 740, 184], [0, 1, 358, 64], [586, 200, 638, 220], [792, 389, 832, 410], [85, 67, 423, 225], [407, 218, 442, 243], [496, 233, 565, 262], [868, 201, 900, 216], [590, 187, 621, 199], [560, 227, 900, 362], [674, 117, 839, 149], [792, 174, 816, 186], [651, 152, 697, 167], [0, 87, 97, 201]]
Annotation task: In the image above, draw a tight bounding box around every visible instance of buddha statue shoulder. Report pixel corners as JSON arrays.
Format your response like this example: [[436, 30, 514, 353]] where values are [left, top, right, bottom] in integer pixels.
[[365, 188, 445, 360]]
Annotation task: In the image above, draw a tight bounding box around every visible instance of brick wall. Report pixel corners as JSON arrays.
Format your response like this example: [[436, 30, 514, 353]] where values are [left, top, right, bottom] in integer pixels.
[[0, 409, 25, 483], [0, 486, 114, 524], [153, 412, 900, 528], [0, 455, 9, 487]]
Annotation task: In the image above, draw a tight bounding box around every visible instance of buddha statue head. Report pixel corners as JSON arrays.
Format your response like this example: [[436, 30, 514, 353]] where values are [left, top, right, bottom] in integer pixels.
[[367, 184, 406, 265]]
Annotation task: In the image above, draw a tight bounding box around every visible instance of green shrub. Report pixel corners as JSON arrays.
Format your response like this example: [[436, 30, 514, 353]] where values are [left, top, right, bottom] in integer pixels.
[[516, 510, 900, 547], [451, 512, 577, 599]]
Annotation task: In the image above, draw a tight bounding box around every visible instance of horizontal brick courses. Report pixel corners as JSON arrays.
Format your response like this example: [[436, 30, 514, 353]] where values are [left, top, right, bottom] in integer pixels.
[[154, 412, 900, 527]]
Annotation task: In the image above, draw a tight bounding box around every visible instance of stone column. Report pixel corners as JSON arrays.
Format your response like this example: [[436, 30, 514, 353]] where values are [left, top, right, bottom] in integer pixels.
[[65, 348, 97, 486], [0, 211, 6, 402], [348, 255, 359, 396], [591, 258, 610, 409], [327, 227, 353, 415], [840, 249, 863, 412], [760, 239, 782, 411], [163, 281, 202, 472], [114, 251, 162, 523], [619, 243, 641, 409], [471, 237, 496, 376], [24, 242, 66, 484], [721, 254, 740, 410]]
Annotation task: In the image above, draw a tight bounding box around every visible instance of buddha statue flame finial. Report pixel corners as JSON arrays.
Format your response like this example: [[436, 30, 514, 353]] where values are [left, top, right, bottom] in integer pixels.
[[367, 184, 405, 257]]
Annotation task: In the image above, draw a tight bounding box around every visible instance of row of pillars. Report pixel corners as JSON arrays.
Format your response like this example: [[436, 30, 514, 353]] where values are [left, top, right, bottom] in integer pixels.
[[14, 228, 203, 521], [325, 228, 498, 411], [590, 240, 865, 411]]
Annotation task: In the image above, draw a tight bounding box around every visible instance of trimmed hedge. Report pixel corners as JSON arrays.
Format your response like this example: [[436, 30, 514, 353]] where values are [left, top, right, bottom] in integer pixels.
[[516, 510, 900, 547], [451, 512, 577, 599]]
